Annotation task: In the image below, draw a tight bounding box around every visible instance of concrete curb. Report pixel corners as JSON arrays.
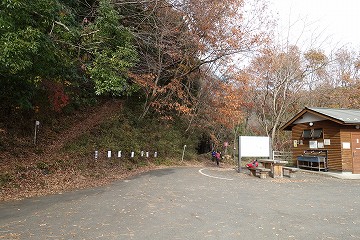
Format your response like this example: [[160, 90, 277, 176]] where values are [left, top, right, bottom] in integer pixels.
[[299, 169, 360, 179]]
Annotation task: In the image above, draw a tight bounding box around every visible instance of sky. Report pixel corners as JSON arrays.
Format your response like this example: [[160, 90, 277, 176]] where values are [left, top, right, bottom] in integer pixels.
[[269, 0, 360, 51]]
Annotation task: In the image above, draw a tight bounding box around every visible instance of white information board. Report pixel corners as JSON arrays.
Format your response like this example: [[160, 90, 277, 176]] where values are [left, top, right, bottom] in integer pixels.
[[239, 136, 271, 157], [237, 136, 271, 172]]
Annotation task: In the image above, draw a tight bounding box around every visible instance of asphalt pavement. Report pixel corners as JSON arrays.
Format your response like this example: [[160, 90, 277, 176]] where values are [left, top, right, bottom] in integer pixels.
[[1, 167, 360, 239]]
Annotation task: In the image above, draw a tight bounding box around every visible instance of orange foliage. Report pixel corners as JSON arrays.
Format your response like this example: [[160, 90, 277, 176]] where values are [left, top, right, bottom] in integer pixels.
[[208, 81, 245, 130], [127, 0, 272, 122]]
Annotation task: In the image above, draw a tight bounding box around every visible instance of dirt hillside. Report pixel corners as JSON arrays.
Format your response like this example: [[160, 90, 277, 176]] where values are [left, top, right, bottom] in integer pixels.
[[0, 100, 134, 201]]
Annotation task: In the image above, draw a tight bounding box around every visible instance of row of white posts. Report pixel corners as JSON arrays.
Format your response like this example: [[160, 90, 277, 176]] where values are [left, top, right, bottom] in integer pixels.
[[94, 150, 158, 159]]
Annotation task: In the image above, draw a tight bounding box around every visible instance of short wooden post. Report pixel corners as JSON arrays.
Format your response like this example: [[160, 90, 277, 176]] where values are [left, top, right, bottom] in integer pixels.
[[259, 171, 267, 179], [289, 171, 295, 178]]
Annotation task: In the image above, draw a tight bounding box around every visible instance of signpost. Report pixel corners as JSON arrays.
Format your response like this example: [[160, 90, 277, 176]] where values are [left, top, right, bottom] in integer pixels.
[[224, 141, 228, 154], [33, 120, 40, 145], [181, 145, 187, 162]]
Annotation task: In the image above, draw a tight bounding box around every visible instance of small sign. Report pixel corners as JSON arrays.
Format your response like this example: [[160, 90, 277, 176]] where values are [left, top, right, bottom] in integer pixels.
[[309, 140, 317, 149], [324, 139, 331, 145], [342, 142, 351, 149]]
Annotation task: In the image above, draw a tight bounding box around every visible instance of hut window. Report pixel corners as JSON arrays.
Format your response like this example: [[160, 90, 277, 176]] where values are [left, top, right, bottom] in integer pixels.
[[302, 128, 323, 139], [312, 128, 323, 138], [302, 130, 312, 138]]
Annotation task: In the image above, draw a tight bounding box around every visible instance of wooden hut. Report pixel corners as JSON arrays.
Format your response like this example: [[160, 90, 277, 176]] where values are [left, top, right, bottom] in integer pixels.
[[281, 107, 360, 173]]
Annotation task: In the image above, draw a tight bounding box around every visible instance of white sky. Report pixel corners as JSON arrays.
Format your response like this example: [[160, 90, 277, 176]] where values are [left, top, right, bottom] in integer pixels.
[[269, 0, 360, 51]]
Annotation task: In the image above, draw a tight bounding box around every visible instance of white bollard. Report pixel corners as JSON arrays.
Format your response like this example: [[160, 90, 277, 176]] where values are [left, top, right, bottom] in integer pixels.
[[107, 151, 112, 158], [95, 150, 99, 159], [131, 151, 134, 158], [146, 151, 149, 158], [154, 152, 158, 158], [117, 151, 122, 158], [141, 151, 144, 157]]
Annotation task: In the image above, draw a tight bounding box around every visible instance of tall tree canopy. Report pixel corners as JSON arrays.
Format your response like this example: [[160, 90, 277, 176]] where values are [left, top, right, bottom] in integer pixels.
[[0, 0, 138, 115], [0, 0, 276, 151], [0, 0, 79, 111]]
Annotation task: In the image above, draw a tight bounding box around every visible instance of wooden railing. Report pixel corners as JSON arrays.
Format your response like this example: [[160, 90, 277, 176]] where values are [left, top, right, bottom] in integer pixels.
[[272, 151, 293, 165]]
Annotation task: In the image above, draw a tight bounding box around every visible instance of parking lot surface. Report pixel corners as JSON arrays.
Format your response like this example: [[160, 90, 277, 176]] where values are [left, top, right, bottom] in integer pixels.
[[1, 167, 360, 239]]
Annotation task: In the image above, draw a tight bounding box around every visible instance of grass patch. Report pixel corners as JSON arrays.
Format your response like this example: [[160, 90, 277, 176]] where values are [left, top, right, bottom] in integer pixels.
[[62, 104, 200, 166]]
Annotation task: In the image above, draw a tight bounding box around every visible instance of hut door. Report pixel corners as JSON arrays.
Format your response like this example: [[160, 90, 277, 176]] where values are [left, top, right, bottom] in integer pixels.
[[351, 133, 360, 174]]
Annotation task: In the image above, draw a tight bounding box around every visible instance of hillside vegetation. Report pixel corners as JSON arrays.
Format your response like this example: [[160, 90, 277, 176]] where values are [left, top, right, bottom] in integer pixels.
[[2, 0, 248, 201], [0, 99, 215, 201]]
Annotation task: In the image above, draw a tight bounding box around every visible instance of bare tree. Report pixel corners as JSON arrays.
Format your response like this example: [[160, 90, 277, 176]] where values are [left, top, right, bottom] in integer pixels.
[[244, 44, 329, 148]]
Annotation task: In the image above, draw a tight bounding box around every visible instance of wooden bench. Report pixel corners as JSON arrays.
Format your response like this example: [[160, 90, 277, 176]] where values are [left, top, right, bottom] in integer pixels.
[[248, 167, 271, 179], [282, 167, 300, 178]]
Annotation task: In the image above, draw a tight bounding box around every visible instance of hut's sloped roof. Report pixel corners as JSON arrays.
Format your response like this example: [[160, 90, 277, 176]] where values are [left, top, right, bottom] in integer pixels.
[[309, 107, 360, 124], [281, 107, 360, 130]]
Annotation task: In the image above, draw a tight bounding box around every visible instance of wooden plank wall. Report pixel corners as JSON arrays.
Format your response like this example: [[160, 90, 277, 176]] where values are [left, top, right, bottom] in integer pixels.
[[340, 127, 357, 171], [291, 120, 343, 171]]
